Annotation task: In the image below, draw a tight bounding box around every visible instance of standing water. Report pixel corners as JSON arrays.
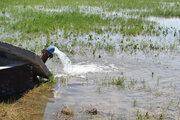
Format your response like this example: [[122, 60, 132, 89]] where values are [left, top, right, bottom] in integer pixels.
[[45, 50, 180, 119]]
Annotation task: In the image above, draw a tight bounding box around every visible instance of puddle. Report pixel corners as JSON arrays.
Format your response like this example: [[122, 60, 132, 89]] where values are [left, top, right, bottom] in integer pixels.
[[147, 17, 180, 31]]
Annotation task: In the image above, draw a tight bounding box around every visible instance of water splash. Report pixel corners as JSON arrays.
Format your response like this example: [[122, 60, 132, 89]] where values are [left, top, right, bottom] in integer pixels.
[[53, 47, 118, 98], [54, 47, 118, 76], [54, 47, 72, 73]]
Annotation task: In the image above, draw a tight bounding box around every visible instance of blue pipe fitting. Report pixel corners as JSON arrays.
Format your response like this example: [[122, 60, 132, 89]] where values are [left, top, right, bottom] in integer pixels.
[[45, 46, 55, 55]]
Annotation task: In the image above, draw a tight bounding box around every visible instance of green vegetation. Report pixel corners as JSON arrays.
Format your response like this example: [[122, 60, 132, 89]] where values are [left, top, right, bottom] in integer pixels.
[[7, 8, 156, 36], [133, 99, 137, 107], [112, 76, 125, 86], [48, 73, 57, 83], [100, 76, 126, 88], [136, 110, 165, 120], [0, 0, 179, 18], [0, 0, 179, 53], [11, 10, 109, 34], [97, 87, 101, 93]]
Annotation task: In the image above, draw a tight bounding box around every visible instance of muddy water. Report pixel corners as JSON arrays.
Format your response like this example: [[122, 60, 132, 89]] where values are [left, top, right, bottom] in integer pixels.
[[44, 50, 180, 119]]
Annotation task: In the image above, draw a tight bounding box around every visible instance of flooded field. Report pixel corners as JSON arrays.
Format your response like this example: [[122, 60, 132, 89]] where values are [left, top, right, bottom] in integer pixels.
[[44, 50, 180, 119], [0, 0, 180, 119]]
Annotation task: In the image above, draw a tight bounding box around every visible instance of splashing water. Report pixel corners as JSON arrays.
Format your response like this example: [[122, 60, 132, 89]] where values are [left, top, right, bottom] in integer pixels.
[[54, 47, 118, 76], [54, 47, 72, 73], [53, 47, 118, 98]]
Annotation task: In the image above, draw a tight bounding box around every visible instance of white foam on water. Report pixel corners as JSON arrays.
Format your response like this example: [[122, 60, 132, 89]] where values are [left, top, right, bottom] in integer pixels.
[[55, 62, 118, 76], [53, 61, 118, 98], [53, 47, 118, 98], [54, 47, 118, 76], [69, 64, 102, 74]]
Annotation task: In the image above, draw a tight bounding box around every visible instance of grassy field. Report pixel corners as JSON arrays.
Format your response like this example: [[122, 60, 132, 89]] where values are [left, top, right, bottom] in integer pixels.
[[0, 0, 179, 53]]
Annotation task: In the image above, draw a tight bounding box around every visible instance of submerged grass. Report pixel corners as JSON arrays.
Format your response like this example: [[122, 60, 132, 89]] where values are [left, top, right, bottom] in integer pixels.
[[136, 110, 165, 120], [0, 0, 178, 53], [100, 76, 126, 88], [112, 76, 125, 86]]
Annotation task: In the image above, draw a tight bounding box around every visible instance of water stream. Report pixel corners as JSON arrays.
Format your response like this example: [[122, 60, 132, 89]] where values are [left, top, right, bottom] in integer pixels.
[[54, 47, 118, 76], [54, 47, 72, 73]]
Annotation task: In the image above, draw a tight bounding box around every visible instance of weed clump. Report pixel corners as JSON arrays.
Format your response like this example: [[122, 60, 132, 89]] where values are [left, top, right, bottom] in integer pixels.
[[136, 110, 165, 120], [48, 73, 57, 83], [85, 108, 97, 115], [112, 76, 125, 86], [133, 99, 137, 107], [54, 105, 74, 120], [61, 105, 74, 116]]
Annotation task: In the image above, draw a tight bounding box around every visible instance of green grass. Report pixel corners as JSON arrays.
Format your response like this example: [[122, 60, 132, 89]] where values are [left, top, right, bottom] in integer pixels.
[[133, 99, 137, 107], [48, 73, 57, 83], [0, 0, 179, 53], [112, 76, 125, 86], [11, 10, 110, 34], [136, 110, 165, 120], [0, 0, 179, 10], [7, 8, 156, 36]]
